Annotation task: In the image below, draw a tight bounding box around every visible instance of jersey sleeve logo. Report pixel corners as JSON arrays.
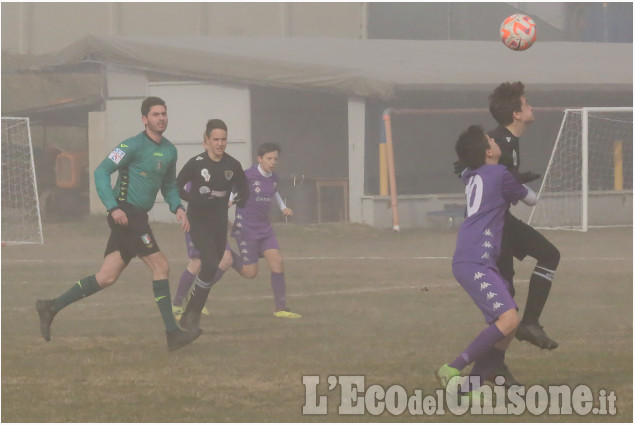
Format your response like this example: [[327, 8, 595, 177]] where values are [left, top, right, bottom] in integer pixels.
[[108, 148, 126, 164]]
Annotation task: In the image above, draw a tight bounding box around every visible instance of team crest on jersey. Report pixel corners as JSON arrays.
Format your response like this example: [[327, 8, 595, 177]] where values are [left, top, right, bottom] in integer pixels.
[[201, 169, 211, 182], [141, 233, 154, 248], [108, 148, 126, 164], [225, 170, 233, 180], [506, 137, 512, 143], [255, 186, 261, 193]]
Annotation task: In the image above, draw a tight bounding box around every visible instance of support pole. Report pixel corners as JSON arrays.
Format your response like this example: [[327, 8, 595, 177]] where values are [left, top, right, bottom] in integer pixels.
[[379, 143, 388, 196], [382, 109, 399, 232], [614, 140, 623, 191]]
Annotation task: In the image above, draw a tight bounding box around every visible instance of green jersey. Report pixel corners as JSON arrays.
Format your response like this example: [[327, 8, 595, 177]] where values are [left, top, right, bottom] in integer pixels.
[[94, 131, 182, 213]]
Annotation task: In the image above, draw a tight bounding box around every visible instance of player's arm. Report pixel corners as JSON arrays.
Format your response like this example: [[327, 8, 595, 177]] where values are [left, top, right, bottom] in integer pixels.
[[176, 159, 194, 203], [94, 142, 135, 213], [502, 170, 538, 206], [274, 191, 293, 216], [520, 185, 538, 206], [160, 153, 185, 215], [231, 164, 249, 208]]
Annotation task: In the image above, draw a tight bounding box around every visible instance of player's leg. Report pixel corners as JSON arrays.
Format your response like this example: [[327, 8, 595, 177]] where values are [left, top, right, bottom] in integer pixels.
[[173, 232, 201, 313], [36, 228, 130, 342], [141, 250, 202, 351], [180, 224, 225, 331], [510, 219, 560, 349], [436, 265, 518, 390], [262, 241, 301, 318], [207, 241, 234, 285], [232, 235, 259, 279]]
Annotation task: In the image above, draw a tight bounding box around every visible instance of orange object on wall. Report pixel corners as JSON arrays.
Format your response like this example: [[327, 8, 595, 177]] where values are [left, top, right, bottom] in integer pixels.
[[56, 151, 88, 189]]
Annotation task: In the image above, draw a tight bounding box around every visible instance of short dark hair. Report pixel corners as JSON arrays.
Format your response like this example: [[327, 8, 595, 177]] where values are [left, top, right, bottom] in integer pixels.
[[141, 96, 166, 117], [455, 125, 489, 170], [257, 142, 281, 157], [205, 119, 228, 137], [489, 81, 525, 126]]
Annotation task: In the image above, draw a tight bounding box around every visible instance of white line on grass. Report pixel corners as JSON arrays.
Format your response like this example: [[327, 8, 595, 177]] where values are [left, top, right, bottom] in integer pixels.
[[1, 256, 630, 263]]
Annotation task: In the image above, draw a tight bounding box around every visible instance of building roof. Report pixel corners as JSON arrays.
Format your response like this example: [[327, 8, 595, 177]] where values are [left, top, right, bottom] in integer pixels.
[[10, 35, 635, 99]]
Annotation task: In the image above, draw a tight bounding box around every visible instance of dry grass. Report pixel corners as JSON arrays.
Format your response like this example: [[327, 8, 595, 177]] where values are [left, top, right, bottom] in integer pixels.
[[2, 217, 632, 422]]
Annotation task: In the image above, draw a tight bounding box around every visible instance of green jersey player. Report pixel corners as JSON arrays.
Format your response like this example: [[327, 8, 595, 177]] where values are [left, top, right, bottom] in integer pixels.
[[36, 97, 201, 351]]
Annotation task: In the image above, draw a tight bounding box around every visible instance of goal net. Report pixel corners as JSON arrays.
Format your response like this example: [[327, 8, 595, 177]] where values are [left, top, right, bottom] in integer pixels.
[[1, 117, 44, 244], [528, 107, 633, 231]]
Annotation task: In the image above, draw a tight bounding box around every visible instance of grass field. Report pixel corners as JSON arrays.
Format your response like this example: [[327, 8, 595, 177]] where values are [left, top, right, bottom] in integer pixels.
[[2, 216, 632, 422]]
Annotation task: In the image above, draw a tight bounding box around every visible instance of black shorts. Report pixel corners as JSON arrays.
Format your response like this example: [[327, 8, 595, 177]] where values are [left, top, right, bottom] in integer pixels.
[[498, 212, 556, 286], [188, 213, 228, 282], [105, 203, 160, 265]]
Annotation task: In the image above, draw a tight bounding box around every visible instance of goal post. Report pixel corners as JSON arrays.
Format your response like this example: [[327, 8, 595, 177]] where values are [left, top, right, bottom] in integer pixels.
[[528, 107, 633, 231], [1, 117, 44, 244]]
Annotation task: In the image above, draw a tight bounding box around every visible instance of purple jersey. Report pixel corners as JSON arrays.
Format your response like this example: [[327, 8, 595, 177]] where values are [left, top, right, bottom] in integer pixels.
[[232, 164, 279, 240], [453, 164, 528, 267]]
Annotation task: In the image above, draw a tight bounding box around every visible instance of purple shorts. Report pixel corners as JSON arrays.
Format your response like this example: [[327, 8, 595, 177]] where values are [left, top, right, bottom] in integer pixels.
[[233, 231, 280, 265], [452, 262, 517, 324], [185, 232, 230, 259]]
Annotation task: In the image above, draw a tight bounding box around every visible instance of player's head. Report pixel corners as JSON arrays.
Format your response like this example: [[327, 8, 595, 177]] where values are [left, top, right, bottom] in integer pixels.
[[257, 142, 281, 173], [203, 119, 228, 161], [141, 96, 166, 117], [489, 81, 534, 127], [455, 125, 501, 169], [141, 97, 167, 135]]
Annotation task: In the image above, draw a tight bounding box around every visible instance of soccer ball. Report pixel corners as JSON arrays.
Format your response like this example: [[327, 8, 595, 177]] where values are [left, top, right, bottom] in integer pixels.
[[500, 13, 537, 51]]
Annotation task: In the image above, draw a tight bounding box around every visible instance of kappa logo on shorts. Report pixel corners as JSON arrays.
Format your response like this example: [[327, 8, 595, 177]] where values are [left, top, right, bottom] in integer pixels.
[[225, 170, 234, 180], [141, 233, 154, 248]]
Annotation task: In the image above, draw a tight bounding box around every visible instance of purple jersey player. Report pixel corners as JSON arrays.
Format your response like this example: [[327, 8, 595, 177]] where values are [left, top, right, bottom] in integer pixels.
[[183, 143, 301, 319], [435, 125, 537, 400]]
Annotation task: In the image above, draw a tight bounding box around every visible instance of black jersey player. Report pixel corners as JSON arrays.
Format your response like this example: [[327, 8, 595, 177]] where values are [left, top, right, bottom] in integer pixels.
[[176, 119, 248, 332], [487, 82, 560, 353]]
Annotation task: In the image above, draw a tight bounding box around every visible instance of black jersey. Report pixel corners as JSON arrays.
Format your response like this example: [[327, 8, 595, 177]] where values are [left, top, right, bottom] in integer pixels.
[[177, 151, 248, 221], [488, 126, 520, 172]]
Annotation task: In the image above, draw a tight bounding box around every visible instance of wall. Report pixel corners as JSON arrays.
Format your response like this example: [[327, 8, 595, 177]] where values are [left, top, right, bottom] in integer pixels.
[[1, 2, 365, 55]]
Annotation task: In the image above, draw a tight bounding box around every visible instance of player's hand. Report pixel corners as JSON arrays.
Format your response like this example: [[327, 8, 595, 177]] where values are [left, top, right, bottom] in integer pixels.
[[176, 208, 190, 232], [518, 171, 541, 183], [282, 208, 293, 217], [110, 208, 128, 226], [453, 160, 466, 177]]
